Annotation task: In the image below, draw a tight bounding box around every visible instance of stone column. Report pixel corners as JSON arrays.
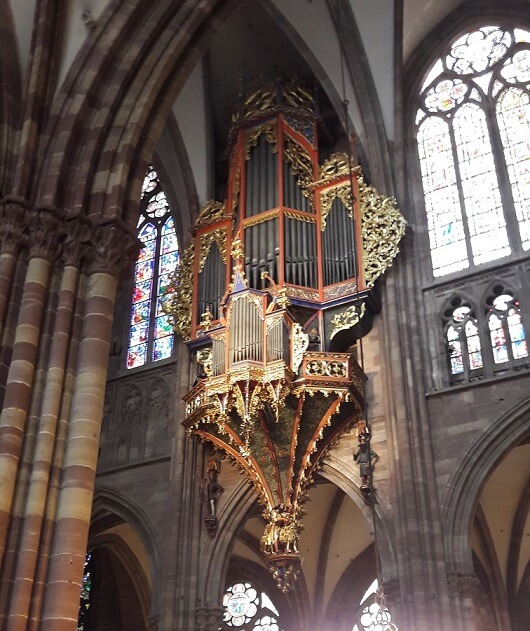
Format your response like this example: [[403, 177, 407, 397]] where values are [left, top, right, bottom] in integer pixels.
[[447, 573, 491, 631], [0, 198, 28, 340], [5, 222, 89, 630], [0, 209, 63, 568], [39, 224, 136, 631], [28, 271, 87, 630]]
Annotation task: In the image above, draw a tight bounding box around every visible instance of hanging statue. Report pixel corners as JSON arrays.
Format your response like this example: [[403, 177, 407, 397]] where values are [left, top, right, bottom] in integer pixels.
[[353, 429, 379, 504], [200, 454, 224, 536]]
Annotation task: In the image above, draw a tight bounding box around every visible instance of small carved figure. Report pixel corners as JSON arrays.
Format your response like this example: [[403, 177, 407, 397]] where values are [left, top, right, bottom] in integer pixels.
[[260, 503, 299, 555], [200, 458, 224, 536], [353, 432, 379, 489]]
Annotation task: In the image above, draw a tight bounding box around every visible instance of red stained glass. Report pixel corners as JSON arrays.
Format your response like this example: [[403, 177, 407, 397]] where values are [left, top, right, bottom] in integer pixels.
[[127, 345, 147, 369], [127, 168, 179, 369], [132, 279, 152, 304]]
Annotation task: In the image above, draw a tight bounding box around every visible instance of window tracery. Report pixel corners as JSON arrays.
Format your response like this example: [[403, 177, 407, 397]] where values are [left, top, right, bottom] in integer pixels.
[[443, 297, 483, 380], [127, 167, 179, 369], [485, 285, 528, 366], [439, 284, 530, 384], [352, 579, 397, 631], [221, 582, 282, 631], [416, 25, 530, 277]]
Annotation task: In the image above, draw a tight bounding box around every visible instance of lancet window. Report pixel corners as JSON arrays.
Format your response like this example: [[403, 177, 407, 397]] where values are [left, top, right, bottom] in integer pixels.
[[443, 297, 483, 380], [127, 167, 179, 369], [416, 25, 530, 277], [221, 582, 283, 630], [77, 552, 93, 631], [486, 285, 528, 366], [441, 286, 530, 383]]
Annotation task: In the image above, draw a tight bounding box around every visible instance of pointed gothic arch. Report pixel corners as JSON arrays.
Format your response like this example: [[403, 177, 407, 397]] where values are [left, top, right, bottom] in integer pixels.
[[443, 395, 530, 576], [90, 487, 162, 615]]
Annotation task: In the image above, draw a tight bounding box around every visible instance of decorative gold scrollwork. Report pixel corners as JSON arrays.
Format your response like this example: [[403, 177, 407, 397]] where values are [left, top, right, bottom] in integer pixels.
[[245, 121, 277, 159], [230, 162, 241, 214], [231, 235, 244, 260], [330, 303, 366, 340], [199, 228, 228, 271], [162, 243, 194, 340], [195, 200, 227, 229], [319, 181, 355, 231], [358, 172, 406, 287], [242, 85, 276, 119], [318, 152, 355, 181], [317, 159, 406, 286], [283, 82, 315, 114], [284, 210, 316, 223], [284, 136, 314, 199], [197, 348, 213, 377]]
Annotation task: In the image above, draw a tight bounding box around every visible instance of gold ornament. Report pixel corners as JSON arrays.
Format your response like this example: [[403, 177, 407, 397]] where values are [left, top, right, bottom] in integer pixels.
[[330, 302, 366, 340]]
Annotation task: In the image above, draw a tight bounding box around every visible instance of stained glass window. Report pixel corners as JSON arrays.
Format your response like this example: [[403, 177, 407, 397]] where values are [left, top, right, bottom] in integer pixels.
[[221, 582, 282, 630], [77, 552, 93, 631], [127, 167, 179, 369], [443, 298, 483, 379], [486, 287, 529, 365], [417, 26, 530, 276], [352, 579, 397, 631]]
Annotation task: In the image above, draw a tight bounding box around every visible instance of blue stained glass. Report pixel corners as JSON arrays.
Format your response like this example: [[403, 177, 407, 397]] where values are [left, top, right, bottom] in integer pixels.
[[138, 240, 156, 262], [128, 168, 178, 369], [156, 296, 166, 317], [159, 252, 179, 275], [129, 322, 148, 346], [152, 336, 173, 361], [157, 274, 171, 297], [131, 300, 151, 325], [138, 223, 157, 243], [161, 232, 178, 255], [132, 279, 152, 304], [162, 216, 175, 234], [135, 259, 154, 283], [155, 315, 172, 338], [127, 344, 147, 369], [507, 308, 528, 359]]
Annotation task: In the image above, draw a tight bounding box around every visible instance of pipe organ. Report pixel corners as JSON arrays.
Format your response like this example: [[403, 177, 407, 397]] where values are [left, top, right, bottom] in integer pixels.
[[164, 81, 405, 591]]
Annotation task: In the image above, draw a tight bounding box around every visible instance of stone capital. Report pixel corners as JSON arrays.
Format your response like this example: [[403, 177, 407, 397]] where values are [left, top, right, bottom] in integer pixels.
[[447, 573, 482, 600], [84, 219, 140, 278], [196, 607, 223, 631], [0, 196, 30, 255], [61, 215, 93, 267], [27, 206, 65, 261]]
